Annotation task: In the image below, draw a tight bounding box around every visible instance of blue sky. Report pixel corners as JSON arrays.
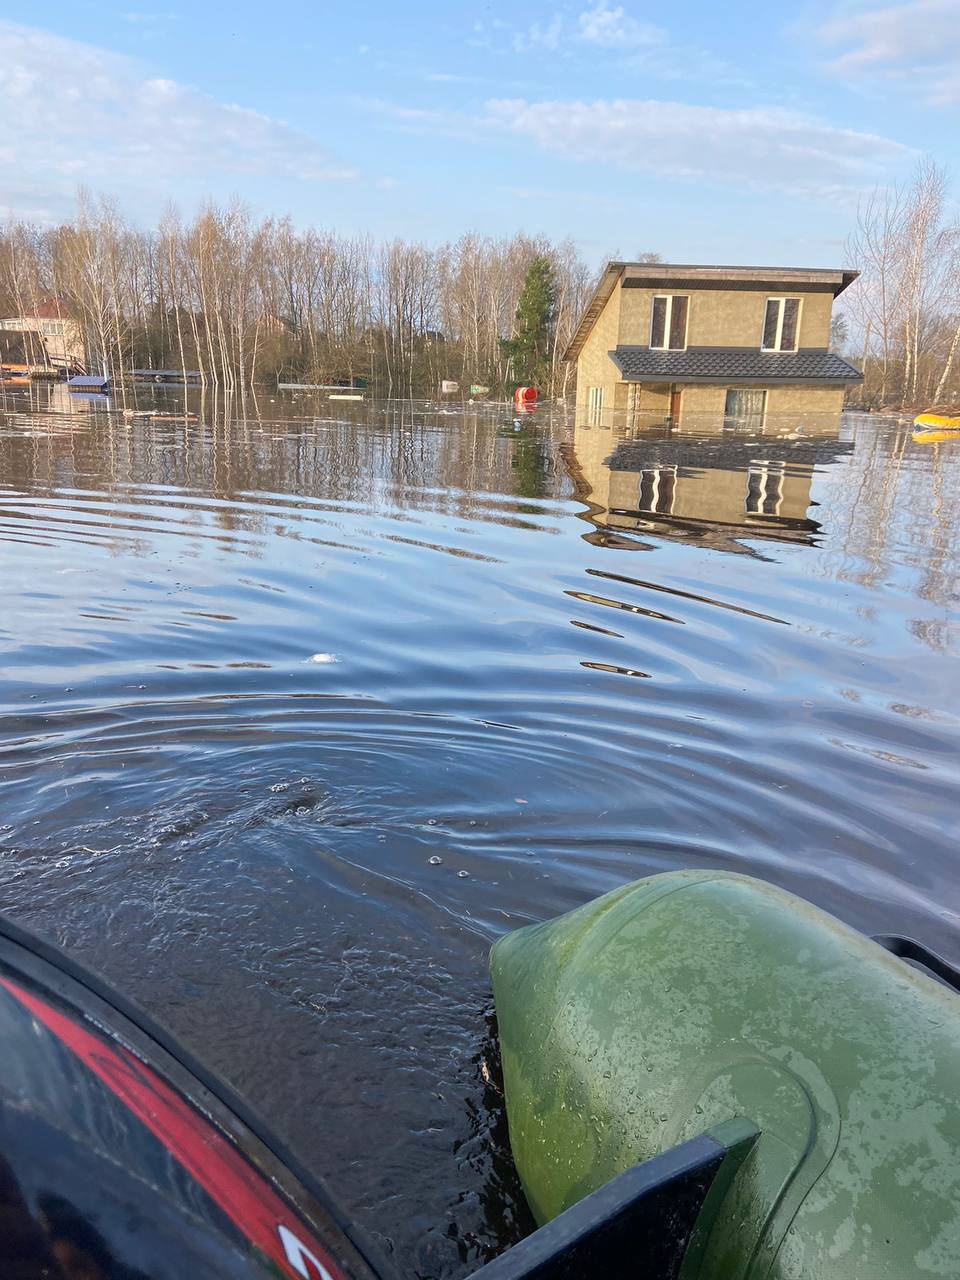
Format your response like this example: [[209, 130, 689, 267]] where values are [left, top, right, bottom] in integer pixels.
[[1, 1, 958, 267]]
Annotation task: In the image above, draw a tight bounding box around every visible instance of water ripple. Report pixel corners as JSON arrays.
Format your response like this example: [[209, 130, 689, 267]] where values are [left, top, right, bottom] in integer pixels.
[[0, 403, 957, 1277]]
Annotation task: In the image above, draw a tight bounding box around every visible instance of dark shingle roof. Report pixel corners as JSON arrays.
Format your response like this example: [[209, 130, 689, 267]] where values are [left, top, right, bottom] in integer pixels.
[[611, 347, 863, 384]]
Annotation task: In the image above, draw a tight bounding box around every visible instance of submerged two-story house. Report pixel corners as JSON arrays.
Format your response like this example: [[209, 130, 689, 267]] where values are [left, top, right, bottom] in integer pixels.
[[565, 262, 862, 429]]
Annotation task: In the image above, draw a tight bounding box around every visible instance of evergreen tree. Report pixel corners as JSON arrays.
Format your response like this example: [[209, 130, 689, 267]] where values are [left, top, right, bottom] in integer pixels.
[[501, 255, 557, 388]]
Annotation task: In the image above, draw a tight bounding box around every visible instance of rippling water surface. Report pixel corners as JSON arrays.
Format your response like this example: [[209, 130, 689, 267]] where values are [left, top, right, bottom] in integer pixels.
[[0, 388, 958, 1277]]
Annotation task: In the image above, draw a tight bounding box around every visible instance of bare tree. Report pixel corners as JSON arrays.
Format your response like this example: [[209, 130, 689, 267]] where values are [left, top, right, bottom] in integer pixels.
[[846, 159, 958, 409], [0, 188, 606, 399]]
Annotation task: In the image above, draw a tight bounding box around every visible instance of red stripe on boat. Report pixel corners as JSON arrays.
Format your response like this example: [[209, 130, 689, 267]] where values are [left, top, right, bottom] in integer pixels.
[[0, 978, 343, 1280]]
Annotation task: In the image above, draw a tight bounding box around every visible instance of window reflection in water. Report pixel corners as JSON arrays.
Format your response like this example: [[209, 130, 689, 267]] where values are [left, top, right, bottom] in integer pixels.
[[568, 406, 852, 555]]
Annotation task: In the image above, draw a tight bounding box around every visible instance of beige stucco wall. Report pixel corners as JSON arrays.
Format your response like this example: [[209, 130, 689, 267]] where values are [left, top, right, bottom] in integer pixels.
[[575, 377, 846, 432], [617, 287, 651, 346], [675, 383, 843, 432], [575, 277, 846, 419], [765, 385, 845, 432], [575, 285, 622, 412], [615, 286, 834, 349], [676, 386, 726, 421], [766, 385, 845, 413], [639, 383, 671, 413]]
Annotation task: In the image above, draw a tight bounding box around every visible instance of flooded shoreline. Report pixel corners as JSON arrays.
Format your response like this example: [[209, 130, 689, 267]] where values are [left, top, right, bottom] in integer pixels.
[[0, 392, 957, 1276]]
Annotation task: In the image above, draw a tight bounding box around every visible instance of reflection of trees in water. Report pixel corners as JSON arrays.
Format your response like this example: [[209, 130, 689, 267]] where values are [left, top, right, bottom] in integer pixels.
[[831, 417, 959, 649], [3, 401, 954, 651], [507, 427, 553, 501], [0, 398, 573, 553], [564, 413, 958, 655]]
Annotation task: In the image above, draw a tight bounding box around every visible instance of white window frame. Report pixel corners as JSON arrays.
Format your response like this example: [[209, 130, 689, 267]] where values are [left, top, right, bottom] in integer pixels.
[[649, 295, 689, 352], [587, 386, 604, 421], [761, 297, 802, 353]]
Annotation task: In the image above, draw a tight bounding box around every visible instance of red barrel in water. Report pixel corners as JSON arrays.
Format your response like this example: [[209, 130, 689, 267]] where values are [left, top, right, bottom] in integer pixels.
[[513, 386, 537, 411]]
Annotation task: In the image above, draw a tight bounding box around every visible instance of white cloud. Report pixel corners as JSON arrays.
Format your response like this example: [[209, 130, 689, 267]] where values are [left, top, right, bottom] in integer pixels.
[[516, 2, 665, 53], [423, 71, 486, 84], [120, 10, 173, 23], [370, 95, 914, 200], [0, 21, 356, 219], [576, 2, 664, 49], [511, 2, 746, 86], [819, 0, 960, 104]]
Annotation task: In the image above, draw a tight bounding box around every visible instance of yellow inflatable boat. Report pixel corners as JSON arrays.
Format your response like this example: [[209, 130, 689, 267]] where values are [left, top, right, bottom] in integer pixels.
[[913, 412, 960, 443]]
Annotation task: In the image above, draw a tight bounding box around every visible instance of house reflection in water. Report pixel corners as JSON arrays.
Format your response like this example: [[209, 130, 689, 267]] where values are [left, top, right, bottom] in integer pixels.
[[564, 411, 854, 556]]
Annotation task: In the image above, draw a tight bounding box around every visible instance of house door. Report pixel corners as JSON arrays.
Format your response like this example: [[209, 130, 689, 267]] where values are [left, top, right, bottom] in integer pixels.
[[669, 386, 682, 424]]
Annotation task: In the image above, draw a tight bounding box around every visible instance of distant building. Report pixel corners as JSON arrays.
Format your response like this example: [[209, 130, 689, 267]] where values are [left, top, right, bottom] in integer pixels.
[[0, 299, 85, 374], [564, 263, 862, 429]]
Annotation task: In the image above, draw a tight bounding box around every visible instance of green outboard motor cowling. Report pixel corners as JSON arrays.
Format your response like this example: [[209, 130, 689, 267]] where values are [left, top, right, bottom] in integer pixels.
[[490, 870, 960, 1279]]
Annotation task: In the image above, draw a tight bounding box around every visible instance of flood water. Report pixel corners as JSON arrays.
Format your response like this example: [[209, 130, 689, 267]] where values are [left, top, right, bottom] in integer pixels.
[[0, 385, 958, 1278]]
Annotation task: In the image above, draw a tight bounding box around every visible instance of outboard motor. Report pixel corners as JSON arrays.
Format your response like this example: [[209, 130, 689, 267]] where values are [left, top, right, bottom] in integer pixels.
[[0, 914, 381, 1280], [5, 872, 959, 1280]]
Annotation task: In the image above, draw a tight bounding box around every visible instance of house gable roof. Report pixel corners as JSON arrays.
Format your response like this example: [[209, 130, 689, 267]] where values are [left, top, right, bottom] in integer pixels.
[[563, 262, 860, 363]]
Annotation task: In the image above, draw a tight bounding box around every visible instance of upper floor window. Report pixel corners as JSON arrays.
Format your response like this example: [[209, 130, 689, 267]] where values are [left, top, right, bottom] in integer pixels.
[[42, 321, 64, 337], [762, 298, 801, 352], [650, 295, 688, 351]]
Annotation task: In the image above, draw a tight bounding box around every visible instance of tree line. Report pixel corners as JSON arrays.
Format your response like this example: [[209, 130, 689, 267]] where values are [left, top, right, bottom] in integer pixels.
[[4, 164, 959, 409], [845, 159, 960, 410], [0, 192, 591, 398]]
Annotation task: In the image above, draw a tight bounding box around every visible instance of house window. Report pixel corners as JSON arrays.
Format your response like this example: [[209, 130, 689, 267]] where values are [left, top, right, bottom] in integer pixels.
[[42, 321, 64, 338], [587, 386, 604, 422], [650, 295, 688, 351], [761, 298, 801, 352], [724, 387, 766, 431]]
